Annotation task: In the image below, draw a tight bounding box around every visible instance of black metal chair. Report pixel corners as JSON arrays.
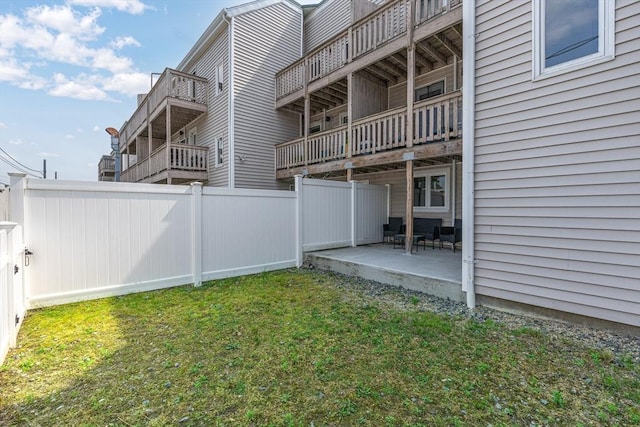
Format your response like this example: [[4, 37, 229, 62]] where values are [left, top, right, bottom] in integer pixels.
[[414, 218, 442, 250], [439, 219, 462, 252], [383, 217, 403, 244]]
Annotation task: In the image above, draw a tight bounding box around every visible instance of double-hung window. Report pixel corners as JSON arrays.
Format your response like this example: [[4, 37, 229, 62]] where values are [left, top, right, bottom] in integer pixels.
[[533, 0, 614, 79], [215, 137, 223, 167], [413, 168, 449, 212]]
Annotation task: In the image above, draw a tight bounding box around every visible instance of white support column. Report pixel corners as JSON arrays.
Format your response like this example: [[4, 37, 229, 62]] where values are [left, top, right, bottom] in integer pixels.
[[191, 182, 202, 287], [8, 173, 26, 228], [294, 175, 304, 267], [166, 105, 172, 185], [451, 159, 457, 225], [385, 184, 391, 219]]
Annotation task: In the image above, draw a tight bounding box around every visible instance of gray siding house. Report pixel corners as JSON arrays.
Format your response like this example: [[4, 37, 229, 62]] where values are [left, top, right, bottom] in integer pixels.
[[116, 0, 301, 190], [464, 0, 640, 327]]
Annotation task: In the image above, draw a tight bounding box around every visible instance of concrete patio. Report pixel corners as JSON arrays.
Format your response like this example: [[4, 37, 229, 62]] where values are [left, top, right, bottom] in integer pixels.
[[305, 243, 464, 302]]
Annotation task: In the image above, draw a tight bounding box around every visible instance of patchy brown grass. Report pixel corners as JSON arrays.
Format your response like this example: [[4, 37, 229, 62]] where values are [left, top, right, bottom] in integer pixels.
[[1, 270, 638, 426]]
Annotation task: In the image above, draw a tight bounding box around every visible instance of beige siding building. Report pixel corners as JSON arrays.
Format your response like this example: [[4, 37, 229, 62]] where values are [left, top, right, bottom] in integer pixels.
[[467, 0, 640, 326], [116, 0, 301, 190]]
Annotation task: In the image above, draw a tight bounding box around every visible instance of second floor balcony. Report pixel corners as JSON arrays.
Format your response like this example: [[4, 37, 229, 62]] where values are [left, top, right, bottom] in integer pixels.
[[276, 91, 462, 179], [121, 144, 208, 184], [119, 68, 209, 151]]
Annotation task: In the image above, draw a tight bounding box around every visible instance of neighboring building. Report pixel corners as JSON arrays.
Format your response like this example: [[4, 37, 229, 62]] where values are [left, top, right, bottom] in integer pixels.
[[98, 154, 115, 182], [275, 0, 464, 235], [114, 0, 301, 189]]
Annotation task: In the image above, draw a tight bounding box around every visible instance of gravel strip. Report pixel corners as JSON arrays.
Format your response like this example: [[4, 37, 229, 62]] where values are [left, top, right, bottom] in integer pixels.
[[304, 267, 640, 361]]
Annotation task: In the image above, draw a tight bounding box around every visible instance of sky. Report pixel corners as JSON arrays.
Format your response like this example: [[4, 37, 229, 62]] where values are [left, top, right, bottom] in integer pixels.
[[0, 0, 315, 184]]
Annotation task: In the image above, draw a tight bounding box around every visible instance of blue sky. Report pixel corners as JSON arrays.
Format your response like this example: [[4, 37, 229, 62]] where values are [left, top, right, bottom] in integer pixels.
[[0, 0, 314, 183]]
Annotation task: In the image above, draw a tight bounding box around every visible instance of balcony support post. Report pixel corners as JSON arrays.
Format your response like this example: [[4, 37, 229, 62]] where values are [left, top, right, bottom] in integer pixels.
[[347, 72, 353, 159], [404, 33, 416, 254]]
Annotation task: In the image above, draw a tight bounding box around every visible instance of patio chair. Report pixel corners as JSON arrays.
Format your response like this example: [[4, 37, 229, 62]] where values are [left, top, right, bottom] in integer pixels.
[[439, 219, 462, 252], [383, 217, 403, 244], [414, 218, 442, 250]]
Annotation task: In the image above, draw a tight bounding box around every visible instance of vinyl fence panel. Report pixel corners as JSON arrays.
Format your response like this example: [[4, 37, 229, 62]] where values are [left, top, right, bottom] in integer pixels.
[[300, 180, 352, 251], [201, 188, 297, 280], [355, 183, 387, 245]]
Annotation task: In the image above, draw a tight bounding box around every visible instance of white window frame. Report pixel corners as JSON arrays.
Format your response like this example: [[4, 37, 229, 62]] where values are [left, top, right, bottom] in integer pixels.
[[215, 64, 224, 96], [188, 128, 197, 145], [339, 112, 348, 125], [414, 79, 446, 102], [532, 0, 614, 80], [215, 136, 223, 167], [413, 167, 450, 213]]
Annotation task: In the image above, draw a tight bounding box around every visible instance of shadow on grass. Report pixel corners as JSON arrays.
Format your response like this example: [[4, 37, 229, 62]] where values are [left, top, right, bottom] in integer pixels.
[[1, 270, 639, 426]]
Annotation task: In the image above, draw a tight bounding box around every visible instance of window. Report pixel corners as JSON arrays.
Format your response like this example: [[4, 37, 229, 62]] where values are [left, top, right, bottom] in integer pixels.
[[413, 169, 449, 211], [339, 112, 348, 125], [533, 0, 614, 79], [215, 64, 224, 95], [215, 137, 223, 166], [188, 128, 197, 145], [309, 121, 321, 134], [415, 80, 444, 101]]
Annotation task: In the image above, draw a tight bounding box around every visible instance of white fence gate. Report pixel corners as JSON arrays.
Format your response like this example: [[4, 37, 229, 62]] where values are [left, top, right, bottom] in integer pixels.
[[0, 223, 26, 366]]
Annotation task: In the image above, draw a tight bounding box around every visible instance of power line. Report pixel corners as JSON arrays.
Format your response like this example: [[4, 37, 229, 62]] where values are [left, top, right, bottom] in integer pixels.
[[0, 155, 42, 178], [546, 35, 598, 61], [0, 146, 42, 174]]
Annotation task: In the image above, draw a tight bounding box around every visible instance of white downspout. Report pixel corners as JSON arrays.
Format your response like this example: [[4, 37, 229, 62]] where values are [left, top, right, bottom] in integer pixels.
[[225, 14, 235, 188], [462, 0, 476, 309]]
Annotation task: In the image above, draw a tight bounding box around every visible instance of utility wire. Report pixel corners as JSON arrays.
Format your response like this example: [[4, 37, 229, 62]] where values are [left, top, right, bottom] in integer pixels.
[[546, 35, 598, 60], [0, 155, 42, 178], [0, 146, 42, 174]]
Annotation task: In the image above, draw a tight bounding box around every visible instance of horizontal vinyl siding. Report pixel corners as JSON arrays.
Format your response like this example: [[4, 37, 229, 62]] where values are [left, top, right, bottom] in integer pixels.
[[354, 164, 462, 226], [185, 26, 229, 187], [388, 63, 459, 109], [233, 3, 302, 190], [473, 0, 640, 326], [304, 0, 351, 54]]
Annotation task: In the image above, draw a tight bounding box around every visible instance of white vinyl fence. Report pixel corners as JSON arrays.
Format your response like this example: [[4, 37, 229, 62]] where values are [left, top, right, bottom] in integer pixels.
[[0, 223, 26, 366], [0, 175, 387, 365]]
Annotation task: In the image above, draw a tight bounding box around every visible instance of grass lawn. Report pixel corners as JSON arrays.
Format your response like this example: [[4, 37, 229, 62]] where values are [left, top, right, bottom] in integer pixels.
[[0, 270, 638, 426]]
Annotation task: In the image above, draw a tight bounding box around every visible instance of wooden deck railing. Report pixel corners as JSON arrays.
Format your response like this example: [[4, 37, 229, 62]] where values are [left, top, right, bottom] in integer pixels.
[[121, 144, 208, 183], [275, 0, 461, 101], [119, 68, 208, 148], [275, 91, 462, 170]]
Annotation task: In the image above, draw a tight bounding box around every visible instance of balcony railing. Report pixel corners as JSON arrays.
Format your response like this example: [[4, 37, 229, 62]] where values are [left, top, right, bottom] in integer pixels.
[[121, 144, 208, 183], [275, 91, 461, 170], [275, 0, 461, 101], [119, 68, 208, 148], [98, 156, 115, 172]]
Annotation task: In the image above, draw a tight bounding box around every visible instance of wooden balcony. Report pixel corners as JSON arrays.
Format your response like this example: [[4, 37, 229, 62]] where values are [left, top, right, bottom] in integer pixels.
[[119, 68, 208, 149], [121, 144, 208, 184], [275, 0, 462, 109], [98, 155, 115, 182], [275, 91, 462, 179]]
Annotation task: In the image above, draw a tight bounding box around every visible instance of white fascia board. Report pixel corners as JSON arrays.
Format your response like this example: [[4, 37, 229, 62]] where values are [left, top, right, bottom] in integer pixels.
[[226, 0, 301, 17]]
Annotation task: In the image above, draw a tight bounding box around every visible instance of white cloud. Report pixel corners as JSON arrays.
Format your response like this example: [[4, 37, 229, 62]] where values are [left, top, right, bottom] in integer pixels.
[[0, 122, 7, 129], [67, 0, 149, 15], [110, 36, 140, 50], [37, 152, 60, 158], [0, 57, 31, 81], [65, 134, 75, 139], [91, 48, 133, 73], [25, 5, 104, 40], [102, 71, 149, 95], [93, 125, 101, 131], [8, 138, 23, 145], [49, 73, 108, 100]]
